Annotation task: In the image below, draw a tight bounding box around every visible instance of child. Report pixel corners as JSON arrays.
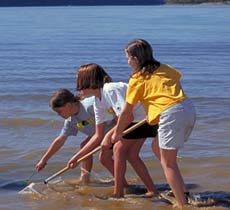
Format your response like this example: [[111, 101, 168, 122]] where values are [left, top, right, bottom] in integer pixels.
[[35, 88, 113, 183], [68, 63, 158, 198], [112, 39, 196, 209]]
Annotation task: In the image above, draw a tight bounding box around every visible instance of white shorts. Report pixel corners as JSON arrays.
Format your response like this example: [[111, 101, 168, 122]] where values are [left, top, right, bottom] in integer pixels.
[[158, 99, 196, 150]]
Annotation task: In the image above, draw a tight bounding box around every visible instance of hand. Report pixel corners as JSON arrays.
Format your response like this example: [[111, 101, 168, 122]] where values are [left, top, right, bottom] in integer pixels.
[[101, 135, 113, 150], [111, 132, 123, 144], [67, 158, 80, 169], [35, 160, 47, 172]]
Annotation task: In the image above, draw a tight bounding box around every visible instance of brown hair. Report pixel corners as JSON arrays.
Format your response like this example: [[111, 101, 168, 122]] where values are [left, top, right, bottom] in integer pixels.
[[49, 89, 80, 109], [125, 39, 160, 76], [76, 63, 112, 91]]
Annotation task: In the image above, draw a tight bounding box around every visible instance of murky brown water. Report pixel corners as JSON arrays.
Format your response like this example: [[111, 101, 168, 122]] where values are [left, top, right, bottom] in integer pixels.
[[1, 152, 229, 210]]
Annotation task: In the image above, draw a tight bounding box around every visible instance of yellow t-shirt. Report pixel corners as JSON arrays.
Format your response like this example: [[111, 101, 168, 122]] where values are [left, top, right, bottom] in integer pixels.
[[126, 64, 186, 125]]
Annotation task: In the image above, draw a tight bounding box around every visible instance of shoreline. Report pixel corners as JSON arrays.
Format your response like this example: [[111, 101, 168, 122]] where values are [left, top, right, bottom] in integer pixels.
[[165, 1, 230, 5], [0, 1, 230, 7]]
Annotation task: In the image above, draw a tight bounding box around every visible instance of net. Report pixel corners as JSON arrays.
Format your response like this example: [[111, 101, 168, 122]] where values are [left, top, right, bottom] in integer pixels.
[[18, 177, 76, 196]]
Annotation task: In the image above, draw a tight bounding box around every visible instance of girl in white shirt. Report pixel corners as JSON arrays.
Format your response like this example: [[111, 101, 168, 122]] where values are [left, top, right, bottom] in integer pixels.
[[68, 63, 158, 198]]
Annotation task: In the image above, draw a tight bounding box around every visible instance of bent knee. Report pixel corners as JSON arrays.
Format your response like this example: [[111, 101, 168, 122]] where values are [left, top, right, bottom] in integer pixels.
[[99, 150, 112, 164], [113, 142, 126, 154]]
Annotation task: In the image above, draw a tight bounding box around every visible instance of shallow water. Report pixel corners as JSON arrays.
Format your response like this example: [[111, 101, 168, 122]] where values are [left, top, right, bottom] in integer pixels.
[[0, 4, 230, 210]]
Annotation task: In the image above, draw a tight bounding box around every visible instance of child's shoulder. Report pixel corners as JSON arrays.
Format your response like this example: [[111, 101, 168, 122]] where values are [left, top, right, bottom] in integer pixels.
[[81, 96, 95, 109], [78, 96, 95, 116], [81, 95, 95, 104], [159, 63, 179, 72], [103, 82, 127, 92], [129, 74, 145, 87], [158, 64, 182, 77]]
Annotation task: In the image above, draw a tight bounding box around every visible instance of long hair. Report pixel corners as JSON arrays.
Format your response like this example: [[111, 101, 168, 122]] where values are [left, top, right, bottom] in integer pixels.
[[76, 63, 112, 91], [125, 39, 160, 76], [49, 89, 80, 109]]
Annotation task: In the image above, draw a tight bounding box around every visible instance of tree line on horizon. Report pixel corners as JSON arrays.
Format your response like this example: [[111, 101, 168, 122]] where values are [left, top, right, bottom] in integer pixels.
[[0, 0, 228, 6], [0, 0, 164, 7]]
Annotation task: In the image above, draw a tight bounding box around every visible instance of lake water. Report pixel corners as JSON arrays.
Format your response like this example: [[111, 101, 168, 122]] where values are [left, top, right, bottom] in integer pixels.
[[0, 5, 229, 210]]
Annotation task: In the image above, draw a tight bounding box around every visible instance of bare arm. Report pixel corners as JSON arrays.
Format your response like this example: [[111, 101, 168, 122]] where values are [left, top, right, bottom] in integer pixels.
[[67, 123, 105, 168], [112, 102, 134, 143], [35, 135, 67, 171]]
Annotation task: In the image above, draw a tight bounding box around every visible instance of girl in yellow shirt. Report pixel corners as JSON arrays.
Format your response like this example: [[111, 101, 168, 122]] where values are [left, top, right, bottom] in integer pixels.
[[112, 39, 196, 209]]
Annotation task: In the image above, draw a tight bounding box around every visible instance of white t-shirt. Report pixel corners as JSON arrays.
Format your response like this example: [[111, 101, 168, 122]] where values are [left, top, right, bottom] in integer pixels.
[[94, 82, 146, 125]]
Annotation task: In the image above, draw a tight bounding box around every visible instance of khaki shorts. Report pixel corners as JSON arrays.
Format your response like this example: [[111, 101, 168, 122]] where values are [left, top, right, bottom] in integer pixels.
[[158, 99, 196, 150]]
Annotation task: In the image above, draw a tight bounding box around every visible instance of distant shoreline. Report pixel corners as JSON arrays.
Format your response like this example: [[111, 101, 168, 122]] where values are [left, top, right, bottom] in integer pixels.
[[166, 3, 230, 5], [0, 4, 230, 7], [0, 1, 229, 7], [165, 1, 230, 5], [0, 0, 164, 7]]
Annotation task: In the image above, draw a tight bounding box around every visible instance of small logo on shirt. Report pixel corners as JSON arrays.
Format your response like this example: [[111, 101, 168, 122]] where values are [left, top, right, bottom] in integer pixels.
[[116, 107, 121, 111], [76, 118, 94, 129]]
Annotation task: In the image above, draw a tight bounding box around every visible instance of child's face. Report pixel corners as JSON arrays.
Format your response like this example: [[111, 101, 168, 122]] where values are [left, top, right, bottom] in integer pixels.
[[125, 51, 140, 71], [53, 103, 71, 119]]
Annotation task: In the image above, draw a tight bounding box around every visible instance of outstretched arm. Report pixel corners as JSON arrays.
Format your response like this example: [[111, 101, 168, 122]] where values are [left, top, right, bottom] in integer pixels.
[[67, 123, 105, 168], [35, 135, 67, 171]]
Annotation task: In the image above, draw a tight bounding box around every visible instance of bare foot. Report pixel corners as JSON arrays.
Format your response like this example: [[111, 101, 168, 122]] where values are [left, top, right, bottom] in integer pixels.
[[111, 193, 124, 198], [80, 173, 90, 185], [144, 191, 156, 198]]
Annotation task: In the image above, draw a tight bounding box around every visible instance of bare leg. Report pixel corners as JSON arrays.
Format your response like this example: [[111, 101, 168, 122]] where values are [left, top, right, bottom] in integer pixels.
[[152, 136, 161, 160], [127, 139, 157, 196], [80, 140, 93, 183], [160, 148, 187, 209], [113, 141, 129, 197], [100, 128, 128, 190], [153, 138, 186, 192], [99, 149, 114, 175]]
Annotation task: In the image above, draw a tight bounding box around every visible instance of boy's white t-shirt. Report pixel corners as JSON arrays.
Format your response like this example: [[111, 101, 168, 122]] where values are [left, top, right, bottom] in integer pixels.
[[94, 82, 146, 125]]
